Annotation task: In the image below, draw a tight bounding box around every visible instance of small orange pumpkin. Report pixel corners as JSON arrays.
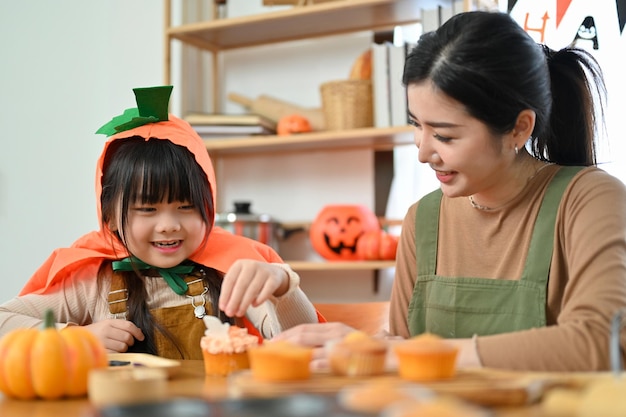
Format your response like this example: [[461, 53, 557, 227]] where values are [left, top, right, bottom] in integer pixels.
[[309, 205, 381, 260], [0, 309, 108, 400], [356, 230, 399, 261], [277, 114, 312, 135]]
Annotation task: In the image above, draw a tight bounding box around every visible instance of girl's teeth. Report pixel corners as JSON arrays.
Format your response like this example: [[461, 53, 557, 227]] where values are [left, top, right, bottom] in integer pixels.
[[155, 241, 178, 247]]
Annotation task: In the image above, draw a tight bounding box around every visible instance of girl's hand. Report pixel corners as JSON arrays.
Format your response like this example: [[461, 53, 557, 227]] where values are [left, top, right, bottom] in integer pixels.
[[219, 260, 290, 317], [85, 319, 145, 353]]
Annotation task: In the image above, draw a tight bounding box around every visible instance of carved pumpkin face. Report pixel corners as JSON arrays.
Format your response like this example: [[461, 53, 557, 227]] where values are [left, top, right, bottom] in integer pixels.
[[309, 205, 381, 260]]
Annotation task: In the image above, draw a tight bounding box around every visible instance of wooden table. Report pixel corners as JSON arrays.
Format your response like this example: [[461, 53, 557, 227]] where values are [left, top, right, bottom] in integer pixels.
[[0, 361, 554, 417]]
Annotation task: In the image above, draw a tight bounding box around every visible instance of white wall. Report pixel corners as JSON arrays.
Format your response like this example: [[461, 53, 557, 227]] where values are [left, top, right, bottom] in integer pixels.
[[0, 1, 164, 299]]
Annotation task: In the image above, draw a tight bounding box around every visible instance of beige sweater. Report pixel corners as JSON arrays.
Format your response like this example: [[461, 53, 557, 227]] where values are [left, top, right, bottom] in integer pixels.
[[0, 263, 318, 339], [390, 165, 626, 371]]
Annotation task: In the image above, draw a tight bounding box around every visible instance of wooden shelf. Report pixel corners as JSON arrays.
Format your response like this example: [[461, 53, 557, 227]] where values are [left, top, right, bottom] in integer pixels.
[[203, 125, 414, 157], [166, 0, 443, 52], [287, 260, 395, 271], [165, 0, 420, 288]]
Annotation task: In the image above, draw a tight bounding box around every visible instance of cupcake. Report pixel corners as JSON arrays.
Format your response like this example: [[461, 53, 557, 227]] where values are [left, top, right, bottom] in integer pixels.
[[328, 331, 388, 377], [248, 340, 313, 382], [393, 333, 458, 382], [200, 316, 259, 377]]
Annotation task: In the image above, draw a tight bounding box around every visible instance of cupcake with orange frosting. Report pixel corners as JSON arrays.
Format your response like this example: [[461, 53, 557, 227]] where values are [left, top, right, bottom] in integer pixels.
[[200, 316, 258, 377], [393, 333, 458, 382], [328, 331, 388, 377], [248, 340, 313, 381]]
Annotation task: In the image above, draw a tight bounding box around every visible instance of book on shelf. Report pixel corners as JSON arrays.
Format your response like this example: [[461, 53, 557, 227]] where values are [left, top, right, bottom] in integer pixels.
[[193, 124, 275, 137], [371, 42, 391, 128], [184, 113, 277, 129], [370, 41, 413, 128], [388, 42, 411, 127], [185, 112, 277, 138], [421, 2, 465, 33]]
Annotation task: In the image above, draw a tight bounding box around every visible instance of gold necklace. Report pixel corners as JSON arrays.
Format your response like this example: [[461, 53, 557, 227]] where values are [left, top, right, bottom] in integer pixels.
[[468, 195, 496, 211], [468, 162, 555, 211]]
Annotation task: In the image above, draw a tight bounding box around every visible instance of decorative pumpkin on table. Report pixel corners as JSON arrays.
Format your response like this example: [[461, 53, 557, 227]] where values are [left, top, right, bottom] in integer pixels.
[[0, 309, 108, 400], [309, 205, 381, 260]]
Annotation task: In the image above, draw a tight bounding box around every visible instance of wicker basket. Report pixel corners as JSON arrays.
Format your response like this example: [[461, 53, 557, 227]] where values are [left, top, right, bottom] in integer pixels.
[[320, 79, 373, 130]]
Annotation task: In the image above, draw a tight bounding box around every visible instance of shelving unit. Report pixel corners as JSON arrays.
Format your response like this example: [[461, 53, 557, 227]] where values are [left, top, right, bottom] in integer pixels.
[[163, 0, 437, 275], [203, 125, 414, 157]]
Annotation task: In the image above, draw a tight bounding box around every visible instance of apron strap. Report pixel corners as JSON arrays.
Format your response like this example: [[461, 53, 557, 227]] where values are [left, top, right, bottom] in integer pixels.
[[522, 166, 584, 283], [108, 272, 128, 318], [416, 189, 442, 276], [414, 166, 584, 280], [107, 269, 211, 318]]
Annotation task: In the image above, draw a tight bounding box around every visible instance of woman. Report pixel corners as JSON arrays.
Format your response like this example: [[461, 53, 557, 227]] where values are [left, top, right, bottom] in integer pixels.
[[275, 11, 626, 372]]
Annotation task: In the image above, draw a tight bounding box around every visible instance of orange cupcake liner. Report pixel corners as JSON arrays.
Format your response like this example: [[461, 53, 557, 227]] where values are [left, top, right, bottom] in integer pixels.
[[202, 351, 250, 377]]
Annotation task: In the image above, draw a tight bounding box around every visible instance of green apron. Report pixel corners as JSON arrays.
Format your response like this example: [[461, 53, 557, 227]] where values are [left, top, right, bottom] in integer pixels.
[[407, 166, 583, 338]]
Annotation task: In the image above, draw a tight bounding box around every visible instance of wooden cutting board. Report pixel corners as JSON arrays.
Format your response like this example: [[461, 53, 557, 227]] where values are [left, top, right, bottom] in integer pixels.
[[228, 368, 604, 407]]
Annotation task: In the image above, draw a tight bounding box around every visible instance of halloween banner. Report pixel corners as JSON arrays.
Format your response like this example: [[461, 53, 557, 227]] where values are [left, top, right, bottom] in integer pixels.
[[508, 0, 626, 175], [508, 0, 625, 47]]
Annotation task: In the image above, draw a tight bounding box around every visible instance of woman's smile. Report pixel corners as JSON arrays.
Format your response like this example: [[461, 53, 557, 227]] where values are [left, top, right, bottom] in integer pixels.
[[435, 169, 457, 184]]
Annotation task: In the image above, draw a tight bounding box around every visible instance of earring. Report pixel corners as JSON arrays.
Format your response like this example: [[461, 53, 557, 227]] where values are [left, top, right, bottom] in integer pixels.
[[514, 145, 519, 155]]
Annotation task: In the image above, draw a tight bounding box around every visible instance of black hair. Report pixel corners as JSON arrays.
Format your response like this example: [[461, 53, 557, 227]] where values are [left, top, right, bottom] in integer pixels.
[[100, 136, 214, 236], [403, 11, 606, 166]]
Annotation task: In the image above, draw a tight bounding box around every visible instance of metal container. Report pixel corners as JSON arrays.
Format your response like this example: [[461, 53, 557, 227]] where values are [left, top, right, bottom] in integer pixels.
[[215, 201, 279, 250]]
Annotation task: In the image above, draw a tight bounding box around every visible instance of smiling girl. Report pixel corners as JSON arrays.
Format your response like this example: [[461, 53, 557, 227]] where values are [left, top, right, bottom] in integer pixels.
[[0, 86, 320, 359]]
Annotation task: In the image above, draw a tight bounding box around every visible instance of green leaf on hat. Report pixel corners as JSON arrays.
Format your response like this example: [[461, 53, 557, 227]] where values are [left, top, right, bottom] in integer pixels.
[[95, 85, 173, 136]]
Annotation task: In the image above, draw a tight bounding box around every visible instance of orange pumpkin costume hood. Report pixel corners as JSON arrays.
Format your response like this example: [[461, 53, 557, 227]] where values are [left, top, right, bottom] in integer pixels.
[[20, 86, 281, 296]]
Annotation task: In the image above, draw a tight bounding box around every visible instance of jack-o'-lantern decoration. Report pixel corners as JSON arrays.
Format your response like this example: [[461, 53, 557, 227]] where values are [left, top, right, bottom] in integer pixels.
[[310, 205, 380, 260]]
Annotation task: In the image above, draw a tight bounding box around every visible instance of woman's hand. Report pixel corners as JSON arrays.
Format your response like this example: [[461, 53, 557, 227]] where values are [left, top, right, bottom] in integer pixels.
[[219, 260, 290, 317], [271, 322, 357, 370], [85, 319, 145, 353]]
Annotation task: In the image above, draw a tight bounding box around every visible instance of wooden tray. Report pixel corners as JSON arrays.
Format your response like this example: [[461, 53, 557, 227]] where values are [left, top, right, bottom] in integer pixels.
[[228, 368, 599, 407]]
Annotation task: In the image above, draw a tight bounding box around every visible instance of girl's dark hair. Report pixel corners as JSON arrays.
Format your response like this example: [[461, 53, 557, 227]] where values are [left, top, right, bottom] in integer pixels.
[[403, 11, 606, 166], [99, 137, 222, 357], [100, 136, 214, 235]]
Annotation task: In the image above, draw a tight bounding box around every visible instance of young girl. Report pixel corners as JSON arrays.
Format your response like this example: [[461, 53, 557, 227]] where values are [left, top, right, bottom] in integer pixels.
[[0, 85, 320, 359]]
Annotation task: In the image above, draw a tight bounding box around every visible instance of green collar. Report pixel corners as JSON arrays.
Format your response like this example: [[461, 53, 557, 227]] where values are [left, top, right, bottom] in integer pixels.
[[112, 257, 194, 295]]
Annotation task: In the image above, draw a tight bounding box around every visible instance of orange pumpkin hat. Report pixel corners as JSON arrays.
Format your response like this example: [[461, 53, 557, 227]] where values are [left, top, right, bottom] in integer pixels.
[[20, 86, 282, 296]]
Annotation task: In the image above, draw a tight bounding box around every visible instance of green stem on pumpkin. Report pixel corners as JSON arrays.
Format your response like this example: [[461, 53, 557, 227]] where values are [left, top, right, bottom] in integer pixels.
[[43, 309, 55, 329]]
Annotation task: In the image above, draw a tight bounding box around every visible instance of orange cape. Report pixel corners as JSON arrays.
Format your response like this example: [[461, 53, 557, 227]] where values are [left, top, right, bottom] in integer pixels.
[[19, 115, 294, 337]]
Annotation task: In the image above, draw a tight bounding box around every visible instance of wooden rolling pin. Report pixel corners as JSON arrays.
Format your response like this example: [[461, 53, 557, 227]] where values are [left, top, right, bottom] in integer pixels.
[[228, 92, 325, 131]]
